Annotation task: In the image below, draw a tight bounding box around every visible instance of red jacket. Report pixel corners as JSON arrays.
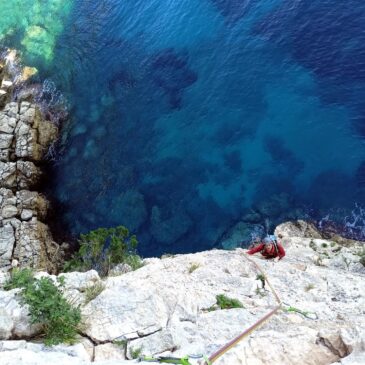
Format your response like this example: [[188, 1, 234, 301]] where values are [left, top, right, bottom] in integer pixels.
[[247, 242, 286, 260]]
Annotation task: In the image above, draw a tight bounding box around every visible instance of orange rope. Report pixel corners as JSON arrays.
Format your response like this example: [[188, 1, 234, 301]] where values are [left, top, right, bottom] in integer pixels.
[[205, 305, 281, 364], [202, 252, 282, 365]]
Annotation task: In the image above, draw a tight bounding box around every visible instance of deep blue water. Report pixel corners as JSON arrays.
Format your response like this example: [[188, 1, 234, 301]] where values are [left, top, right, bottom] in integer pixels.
[[7, 0, 365, 255]]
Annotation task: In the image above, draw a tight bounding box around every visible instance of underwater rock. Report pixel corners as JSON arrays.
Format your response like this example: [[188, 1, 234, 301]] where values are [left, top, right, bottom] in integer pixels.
[[0, 1, 73, 64], [20, 67, 38, 82], [150, 205, 193, 244], [220, 221, 265, 249], [264, 135, 304, 175], [210, 0, 253, 23], [255, 193, 293, 219], [307, 170, 352, 209], [110, 190, 147, 232], [149, 49, 198, 109], [241, 210, 262, 224]]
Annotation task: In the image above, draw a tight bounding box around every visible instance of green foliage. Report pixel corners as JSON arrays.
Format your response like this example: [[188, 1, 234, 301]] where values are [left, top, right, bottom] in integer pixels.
[[4, 268, 34, 290], [123, 254, 144, 271], [256, 274, 266, 288], [321, 242, 328, 248], [84, 282, 105, 304], [64, 226, 142, 277], [216, 294, 244, 309], [357, 248, 365, 267], [130, 347, 143, 359], [188, 263, 200, 274], [255, 287, 266, 297], [4, 269, 81, 345], [113, 339, 128, 348]]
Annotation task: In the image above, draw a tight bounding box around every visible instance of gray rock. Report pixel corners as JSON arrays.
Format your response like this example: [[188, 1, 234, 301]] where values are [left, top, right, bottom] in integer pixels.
[[275, 220, 323, 239], [0, 149, 9, 162], [13, 220, 60, 272], [16, 161, 41, 189], [0, 134, 13, 149], [0, 162, 16, 188], [20, 209, 33, 221], [0, 116, 16, 134], [1, 205, 18, 219], [0, 290, 41, 340], [94, 343, 126, 361], [16, 191, 48, 219], [109, 263, 132, 276], [0, 224, 15, 265]]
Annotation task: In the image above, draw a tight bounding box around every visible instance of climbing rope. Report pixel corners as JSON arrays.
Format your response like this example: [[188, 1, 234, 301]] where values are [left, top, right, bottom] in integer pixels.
[[201, 252, 317, 365], [141, 251, 317, 365], [204, 305, 281, 365]]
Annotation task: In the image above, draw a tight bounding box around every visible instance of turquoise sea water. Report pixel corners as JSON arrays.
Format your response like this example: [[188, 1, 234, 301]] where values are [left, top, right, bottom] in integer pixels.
[[2, 0, 365, 254]]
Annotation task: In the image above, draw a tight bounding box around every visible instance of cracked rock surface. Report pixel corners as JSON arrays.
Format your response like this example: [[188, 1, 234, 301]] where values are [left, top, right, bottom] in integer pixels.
[[0, 221, 364, 365], [0, 98, 61, 272]]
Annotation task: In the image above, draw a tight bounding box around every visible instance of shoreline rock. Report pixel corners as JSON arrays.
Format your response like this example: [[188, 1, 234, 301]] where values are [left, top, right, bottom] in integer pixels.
[[0, 51, 63, 273]]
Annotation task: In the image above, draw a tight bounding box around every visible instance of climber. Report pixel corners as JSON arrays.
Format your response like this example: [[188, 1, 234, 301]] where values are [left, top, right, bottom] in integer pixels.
[[246, 234, 285, 260]]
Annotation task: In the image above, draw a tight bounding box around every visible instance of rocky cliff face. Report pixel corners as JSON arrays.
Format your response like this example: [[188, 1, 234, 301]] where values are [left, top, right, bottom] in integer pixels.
[[0, 221, 364, 365], [0, 52, 62, 273]]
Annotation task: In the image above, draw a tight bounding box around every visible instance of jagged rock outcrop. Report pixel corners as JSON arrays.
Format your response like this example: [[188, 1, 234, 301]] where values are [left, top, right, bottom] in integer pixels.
[[0, 221, 364, 365], [0, 54, 61, 273]]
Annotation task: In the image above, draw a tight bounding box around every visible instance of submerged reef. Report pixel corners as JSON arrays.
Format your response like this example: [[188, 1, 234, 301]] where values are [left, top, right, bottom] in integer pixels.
[[210, 0, 255, 23], [149, 48, 198, 109], [0, 0, 73, 64]]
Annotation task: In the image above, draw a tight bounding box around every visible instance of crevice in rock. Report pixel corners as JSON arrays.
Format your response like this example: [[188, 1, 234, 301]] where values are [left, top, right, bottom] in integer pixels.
[[79, 333, 99, 346], [137, 327, 162, 338], [0, 50, 64, 274], [317, 335, 351, 359]]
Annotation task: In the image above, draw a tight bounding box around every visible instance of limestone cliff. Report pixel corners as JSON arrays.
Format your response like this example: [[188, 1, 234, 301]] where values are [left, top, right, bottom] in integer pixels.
[[0, 221, 364, 365], [0, 51, 62, 273]]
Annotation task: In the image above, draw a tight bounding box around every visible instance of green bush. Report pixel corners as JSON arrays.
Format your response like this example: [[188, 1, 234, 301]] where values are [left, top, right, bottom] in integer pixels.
[[130, 347, 143, 359], [216, 294, 244, 309], [3, 268, 35, 290], [188, 263, 200, 274], [84, 282, 105, 304], [4, 269, 81, 346], [357, 248, 365, 267], [64, 226, 142, 277], [123, 253, 144, 271]]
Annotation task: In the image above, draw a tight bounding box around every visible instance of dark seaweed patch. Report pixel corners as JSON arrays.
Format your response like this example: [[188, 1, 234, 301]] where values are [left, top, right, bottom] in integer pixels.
[[149, 48, 198, 109]]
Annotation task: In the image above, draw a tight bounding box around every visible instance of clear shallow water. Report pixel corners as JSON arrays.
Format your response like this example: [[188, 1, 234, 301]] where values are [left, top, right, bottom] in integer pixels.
[[2, 0, 365, 254]]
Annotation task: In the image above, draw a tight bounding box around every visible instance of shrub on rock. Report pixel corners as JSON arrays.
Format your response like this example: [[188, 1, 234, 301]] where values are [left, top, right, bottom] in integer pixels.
[[4, 268, 81, 345], [64, 225, 142, 277]]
